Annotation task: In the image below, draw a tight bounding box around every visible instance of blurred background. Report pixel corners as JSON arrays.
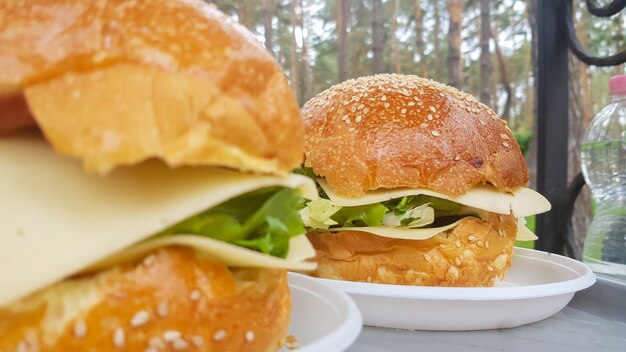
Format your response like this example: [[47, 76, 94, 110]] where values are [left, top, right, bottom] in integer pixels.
[[207, 0, 625, 251]]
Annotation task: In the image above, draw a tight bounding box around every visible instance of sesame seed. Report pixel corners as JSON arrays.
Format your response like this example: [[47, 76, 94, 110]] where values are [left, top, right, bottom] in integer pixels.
[[191, 335, 204, 347], [190, 289, 201, 301], [420, 123, 428, 129], [408, 101, 415, 106], [401, 108, 407, 114], [355, 115, 362, 123], [427, 114, 433, 120], [429, 106, 436, 112], [455, 240, 462, 248], [130, 310, 150, 327], [113, 328, 125, 347], [487, 266, 494, 272], [480, 119, 487, 126], [414, 96, 420, 101], [214, 329, 227, 341], [467, 235, 477, 242], [499, 215, 504, 222], [245, 331, 255, 342], [423, 254, 431, 261], [348, 127, 355, 132], [357, 104, 364, 110], [500, 133, 509, 140], [16, 341, 27, 352], [384, 103, 390, 108], [172, 338, 189, 350], [498, 229, 506, 237], [381, 96, 387, 101], [439, 243, 446, 248], [341, 115, 348, 120], [455, 258, 462, 266], [342, 101, 349, 105], [149, 337, 166, 349], [345, 118, 351, 125], [143, 254, 155, 266], [144, 348, 159, 352], [485, 241, 490, 249], [157, 300, 169, 317], [502, 142, 510, 148], [73, 319, 87, 338], [477, 241, 484, 247], [454, 155, 461, 161], [363, 107, 369, 114], [418, 101, 424, 106], [163, 330, 182, 342], [431, 130, 440, 137]]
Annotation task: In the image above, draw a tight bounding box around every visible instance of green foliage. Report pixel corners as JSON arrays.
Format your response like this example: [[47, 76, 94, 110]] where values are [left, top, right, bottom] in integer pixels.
[[513, 130, 532, 156]]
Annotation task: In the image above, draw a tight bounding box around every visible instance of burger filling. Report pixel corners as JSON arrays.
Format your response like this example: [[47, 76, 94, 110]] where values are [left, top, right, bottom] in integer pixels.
[[157, 187, 306, 258]]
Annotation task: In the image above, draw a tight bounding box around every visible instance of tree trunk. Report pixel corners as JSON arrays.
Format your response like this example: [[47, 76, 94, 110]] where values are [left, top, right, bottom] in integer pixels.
[[290, 0, 299, 104], [391, 0, 401, 73], [261, 0, 276, 56], [446, 0, 463, 89], [299, 0, 309, 103], [492, 26, 512, 122], [336, 0, 350, 82], [568, 53, 593, 254], [525, 0, 539, 189], [414, 0, 426, 77], [434, 1, 443, 81], [245, 0, 254, 30], [479, 0, 491, 105], [372, 0, 384, 74]]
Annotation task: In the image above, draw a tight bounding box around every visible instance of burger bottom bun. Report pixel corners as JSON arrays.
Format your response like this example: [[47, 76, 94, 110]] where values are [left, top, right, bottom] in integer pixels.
[[307, 213, 517, 287], [0, 247, 290, 351]]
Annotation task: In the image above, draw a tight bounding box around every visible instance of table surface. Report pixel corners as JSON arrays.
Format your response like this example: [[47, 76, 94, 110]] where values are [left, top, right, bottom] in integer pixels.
[[347, 275, 626, 352]]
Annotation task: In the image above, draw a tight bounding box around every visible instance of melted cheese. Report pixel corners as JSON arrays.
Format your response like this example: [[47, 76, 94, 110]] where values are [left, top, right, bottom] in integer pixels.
[[318, 179, 551, 217], [0, 134, 318, 306], [325, 217, 538, 241]]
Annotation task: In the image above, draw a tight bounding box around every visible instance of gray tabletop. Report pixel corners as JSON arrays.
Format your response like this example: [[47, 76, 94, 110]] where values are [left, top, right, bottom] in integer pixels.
[[347, 276, 626, 352]]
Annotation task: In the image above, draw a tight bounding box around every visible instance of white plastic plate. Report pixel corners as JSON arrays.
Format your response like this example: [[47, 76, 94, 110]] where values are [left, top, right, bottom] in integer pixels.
[[316, 247, 596, 330], [286, 272, 362, 351]]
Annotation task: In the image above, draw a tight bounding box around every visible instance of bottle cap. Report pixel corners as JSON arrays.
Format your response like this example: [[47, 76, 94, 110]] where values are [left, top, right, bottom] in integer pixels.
[[609, 75, 626, 95]]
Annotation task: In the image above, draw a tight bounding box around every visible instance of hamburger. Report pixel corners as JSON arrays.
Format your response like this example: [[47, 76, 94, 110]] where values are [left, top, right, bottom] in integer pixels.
[[298, 74, 551, 287], [0, 0, 318, 350]]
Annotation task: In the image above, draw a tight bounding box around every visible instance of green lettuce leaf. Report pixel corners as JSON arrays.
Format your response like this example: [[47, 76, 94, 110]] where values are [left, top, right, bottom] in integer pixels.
[[300, 198, 342, 229], [158, 187, 305, 258], [384, 195, 461, 213], [382, 203, 435, 228], [331, 203, 388, 227]]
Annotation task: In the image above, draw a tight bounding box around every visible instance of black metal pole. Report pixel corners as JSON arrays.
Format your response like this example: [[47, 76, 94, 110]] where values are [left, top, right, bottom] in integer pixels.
[[535, 0, 569, 254]]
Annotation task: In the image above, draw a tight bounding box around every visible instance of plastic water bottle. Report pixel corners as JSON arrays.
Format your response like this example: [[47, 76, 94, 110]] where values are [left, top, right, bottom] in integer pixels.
[[581, 74, 626, 278]]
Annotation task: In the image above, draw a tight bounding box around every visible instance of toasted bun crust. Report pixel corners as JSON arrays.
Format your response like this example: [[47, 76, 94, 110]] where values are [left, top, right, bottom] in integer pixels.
[[302, 74, 529, 197], [307, 213, 516, 287], [0, 0, 303, 174], [0, 247, 290, 352]]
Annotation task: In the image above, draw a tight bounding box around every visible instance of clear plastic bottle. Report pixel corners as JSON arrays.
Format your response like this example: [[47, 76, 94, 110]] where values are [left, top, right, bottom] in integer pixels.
[[581, 74, 626, 278]]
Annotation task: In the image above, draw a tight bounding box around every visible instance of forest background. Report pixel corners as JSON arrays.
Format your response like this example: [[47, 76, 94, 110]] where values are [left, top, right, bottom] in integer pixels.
[[207, 0, 626, 252]]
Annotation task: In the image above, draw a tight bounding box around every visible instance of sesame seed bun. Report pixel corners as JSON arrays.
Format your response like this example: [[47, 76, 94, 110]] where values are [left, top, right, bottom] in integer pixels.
[[0, 0, 303, 174], [307, 214, 516, 287], [0, 247, 290, 351], [301, 74, 527, 287], [302, 74, 528, 197]]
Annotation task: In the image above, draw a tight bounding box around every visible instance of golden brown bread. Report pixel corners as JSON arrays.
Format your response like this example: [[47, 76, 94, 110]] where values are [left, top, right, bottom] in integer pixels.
[[0, 247, 290, 352], [0, 0, 303, 174], [307, 213, 516, 287], [301, 74, 529, 197]]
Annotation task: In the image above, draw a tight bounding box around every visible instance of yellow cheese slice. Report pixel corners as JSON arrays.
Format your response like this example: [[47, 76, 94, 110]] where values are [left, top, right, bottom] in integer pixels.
[[325, 217, 538, 241], [318, 179, 550, 217], [86, 234, 316, 273], [0, 134, 318, 306]]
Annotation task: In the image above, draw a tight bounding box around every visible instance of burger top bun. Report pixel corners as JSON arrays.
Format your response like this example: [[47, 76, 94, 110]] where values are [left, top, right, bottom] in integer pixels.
[[302, 74, 529, 197], [0, 0, 303, 174]]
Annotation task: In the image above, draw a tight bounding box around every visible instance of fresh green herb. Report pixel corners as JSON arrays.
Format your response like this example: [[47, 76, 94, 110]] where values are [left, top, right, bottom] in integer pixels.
[[300, 198, 341, 229], [157, 187, 305, 258], [330, 203, 389, 227], [400, 217, 416, 226]]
